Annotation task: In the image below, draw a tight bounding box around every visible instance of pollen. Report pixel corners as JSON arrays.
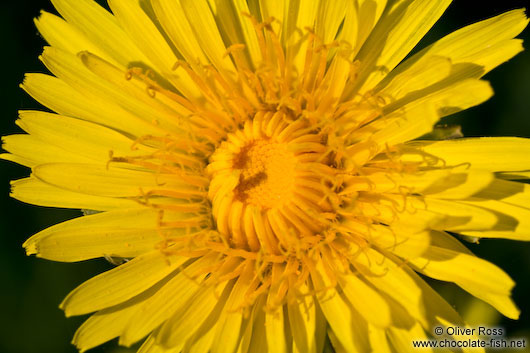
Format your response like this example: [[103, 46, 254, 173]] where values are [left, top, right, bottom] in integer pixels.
[[233, 139, 296, 208]]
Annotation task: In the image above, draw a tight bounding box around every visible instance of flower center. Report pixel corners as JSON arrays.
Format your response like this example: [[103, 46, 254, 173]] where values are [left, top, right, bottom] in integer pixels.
[[206, 112, 335, 254], [233, 139, 296, 208]]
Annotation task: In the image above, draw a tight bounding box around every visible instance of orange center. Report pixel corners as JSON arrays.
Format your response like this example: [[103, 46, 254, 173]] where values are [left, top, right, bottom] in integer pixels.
[[206, 114, 334, 254], [233, 139, 296, 208]]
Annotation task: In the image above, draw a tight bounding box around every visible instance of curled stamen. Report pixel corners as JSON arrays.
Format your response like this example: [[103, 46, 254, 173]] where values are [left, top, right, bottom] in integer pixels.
[[146, 85, 156, 98], [224, 43, 246, 59]]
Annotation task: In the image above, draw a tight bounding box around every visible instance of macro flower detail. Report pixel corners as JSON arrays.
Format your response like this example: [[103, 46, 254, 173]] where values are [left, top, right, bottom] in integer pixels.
[[4, 0, 530, 352]]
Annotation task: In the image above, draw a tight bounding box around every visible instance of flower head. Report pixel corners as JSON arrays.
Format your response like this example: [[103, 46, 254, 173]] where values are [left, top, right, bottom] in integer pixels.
[[4, 0, 530, 352]]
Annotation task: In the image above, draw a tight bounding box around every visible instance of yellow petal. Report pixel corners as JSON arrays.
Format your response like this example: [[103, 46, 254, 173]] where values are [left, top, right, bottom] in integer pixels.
[[375, 10, 528, 100], [352, 248, 423, 327], [421, 198, 498, 232], [10, 177, 138, 211], [334, 1, 357, 55], [314, 0, 347, 44], [425, 171, 494, 200], [340, 273, 391, 327], [342, 169, 452, 195], [137, 334, 180, 353], [381, 75, 493, 117], [355, 0, 387, 55], [73, 298, 142, 352], [77, 51, 193, 133], [348, 101, 438, 165], [265, 305, 288, 353], [107, 0, 201, 98], [393, 9, 528, 79], [352, 247, 467, 330], [404, 137, 530, 172], [472, 178, 530, 210], [259, 0, 285, 30], [311, 258, 369, 353], [410, 246, 518, 318], [387, 322, 433, 353], [16, 110, 153, 163], [157, 267, 234, 348], [378, 55, 453, 100], [32, 163, 205, 198], [460, 290, 520, 323], [352, 0, 452, 95], [367, 324, 393, 353], [185, 326, 219, 353], [265, 264, 289, 353], [288, 283, 318, 353], [429, 230, 472, 255], [211, 260, 255, 353], [2, 135, 93, 167], [350, 79, 493, 156], [178, 0, 236, 74], [351, 197, 444, 233], [151, 0, 209, 65], [211, 0, 262, 69], [460, 199, 530, 240], [246, 296, 268, 353], [342, 219, 430, 258], [120, 255, 217, 346], [403, 264, 470, 331], [50, 0, 151, 67], [39, 47, 185, 136], [35, 11, 107, 60], [183, 286, 240, 353], [283, 0, 320, 72], [60, 250, 188, 316], [23, 208, 177, 262], [21, 73, 163, 137], [0, 152, 34, 168], [237, 297, 263, 353]]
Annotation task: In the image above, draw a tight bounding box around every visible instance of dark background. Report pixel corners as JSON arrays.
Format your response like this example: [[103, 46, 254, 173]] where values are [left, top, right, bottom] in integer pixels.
[[1, 1, 529, 352]]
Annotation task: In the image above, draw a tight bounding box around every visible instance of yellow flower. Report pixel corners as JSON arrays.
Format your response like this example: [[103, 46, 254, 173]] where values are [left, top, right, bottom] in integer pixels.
[[4, 0, 530, 352]]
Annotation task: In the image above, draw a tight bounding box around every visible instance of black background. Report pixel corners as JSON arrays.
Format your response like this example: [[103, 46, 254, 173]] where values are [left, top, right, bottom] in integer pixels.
[[1, 1, 529, 352]]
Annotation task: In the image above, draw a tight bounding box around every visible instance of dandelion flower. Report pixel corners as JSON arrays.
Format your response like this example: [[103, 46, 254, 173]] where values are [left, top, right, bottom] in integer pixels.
[[4, 0, 530, 352]]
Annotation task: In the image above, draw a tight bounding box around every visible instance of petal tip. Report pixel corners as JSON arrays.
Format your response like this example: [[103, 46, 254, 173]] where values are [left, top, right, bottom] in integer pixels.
[[22, 239, 37, 256]]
